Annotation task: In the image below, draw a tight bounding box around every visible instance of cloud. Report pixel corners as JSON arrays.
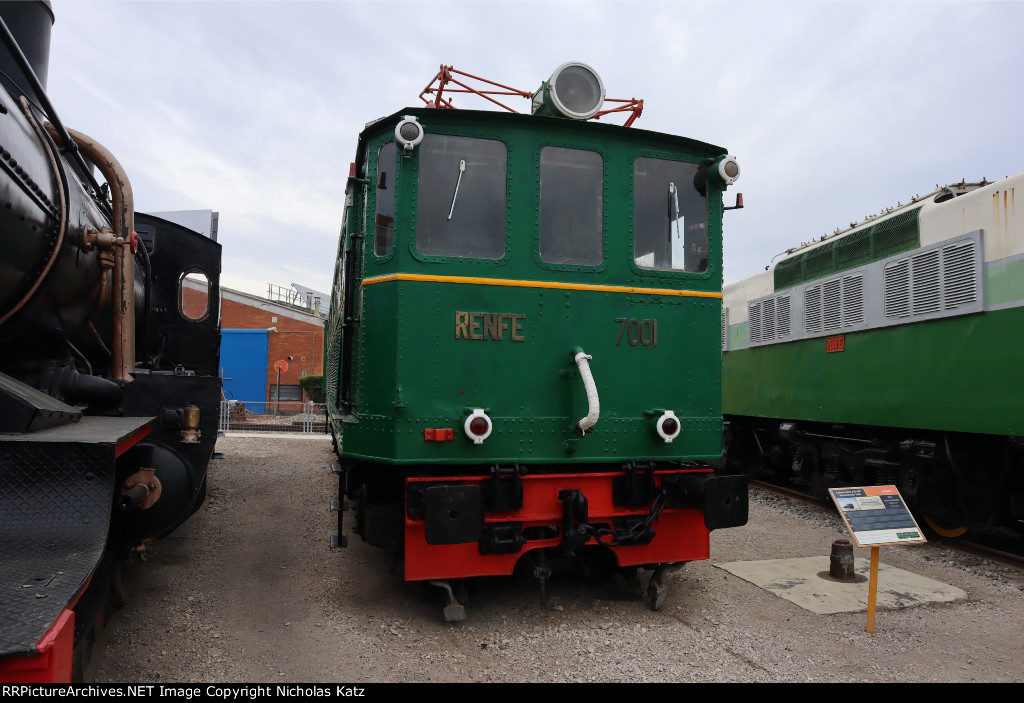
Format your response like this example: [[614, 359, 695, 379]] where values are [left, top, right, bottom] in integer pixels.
[[43, 0, 1024, 296]]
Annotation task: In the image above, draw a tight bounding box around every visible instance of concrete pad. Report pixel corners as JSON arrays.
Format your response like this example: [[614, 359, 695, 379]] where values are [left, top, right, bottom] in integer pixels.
[[714, 556, 966, 614]]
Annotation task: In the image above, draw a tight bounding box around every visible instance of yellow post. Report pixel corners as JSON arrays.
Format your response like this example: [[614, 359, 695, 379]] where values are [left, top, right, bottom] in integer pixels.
[[866, 546, 880, 633]]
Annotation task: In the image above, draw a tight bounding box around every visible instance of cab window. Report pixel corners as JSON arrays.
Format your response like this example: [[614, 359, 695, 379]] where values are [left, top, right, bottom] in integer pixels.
[[416, 134, 506, 259], [633, 158, 708, 273], [374, 141, 396, 257], [540, 147, 603, 266]]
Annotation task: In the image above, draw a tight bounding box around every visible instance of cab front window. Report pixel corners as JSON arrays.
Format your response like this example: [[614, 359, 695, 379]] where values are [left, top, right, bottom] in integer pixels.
[[539, 146, 603, 266], [416, 134, 507, 259], [633, 158, 708, 273]]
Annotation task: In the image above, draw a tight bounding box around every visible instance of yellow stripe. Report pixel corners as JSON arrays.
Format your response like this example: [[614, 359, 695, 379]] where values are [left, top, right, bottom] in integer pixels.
[[360, 273, 723, 299]]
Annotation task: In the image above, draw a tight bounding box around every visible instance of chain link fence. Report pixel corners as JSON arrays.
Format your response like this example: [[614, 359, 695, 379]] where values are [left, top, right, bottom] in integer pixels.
[[219, 400, 327, 434]]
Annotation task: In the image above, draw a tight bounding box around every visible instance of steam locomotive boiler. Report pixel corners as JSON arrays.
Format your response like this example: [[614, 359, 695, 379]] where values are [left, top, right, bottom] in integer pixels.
[[0, 2, 221, 682]]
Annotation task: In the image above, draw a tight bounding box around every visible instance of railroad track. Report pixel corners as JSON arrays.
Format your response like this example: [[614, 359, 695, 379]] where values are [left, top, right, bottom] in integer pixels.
[[748, 478, 1024, 570]]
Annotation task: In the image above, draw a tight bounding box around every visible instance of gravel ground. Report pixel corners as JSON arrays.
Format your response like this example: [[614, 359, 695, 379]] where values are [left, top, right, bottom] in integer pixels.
[[95, 434, 1024, 683]]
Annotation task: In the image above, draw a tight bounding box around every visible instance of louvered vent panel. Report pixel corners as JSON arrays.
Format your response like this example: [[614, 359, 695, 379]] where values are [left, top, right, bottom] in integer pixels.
[[749, 301, 762, 344], [777, 295, 792, 338], [721, 309, 727, 350], [805, 286, 822, 334], [823, 278, 842, 331], [942, 240, 977, 310], [842, 275, 864, 327], [762, 297, 776, 341], [884, 259, 911, 317], [912, 249, 942, 315]]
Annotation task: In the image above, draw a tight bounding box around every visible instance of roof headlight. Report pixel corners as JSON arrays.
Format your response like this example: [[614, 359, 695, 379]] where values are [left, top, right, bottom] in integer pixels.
[[532, 62, 605, 120]]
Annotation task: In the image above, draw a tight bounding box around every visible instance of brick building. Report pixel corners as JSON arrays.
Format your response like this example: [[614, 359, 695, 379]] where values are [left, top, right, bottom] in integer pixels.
[[181, 280, 327, 411]]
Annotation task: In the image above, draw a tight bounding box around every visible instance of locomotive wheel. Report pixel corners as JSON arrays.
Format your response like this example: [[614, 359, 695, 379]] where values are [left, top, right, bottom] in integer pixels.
[[923, 515, 968, 538]]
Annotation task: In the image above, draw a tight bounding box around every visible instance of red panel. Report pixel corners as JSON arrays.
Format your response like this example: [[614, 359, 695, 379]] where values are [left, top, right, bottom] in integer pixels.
[[0, 609, 74, 683], [114, 423, 152, 457], [403, 470, 711, 581]]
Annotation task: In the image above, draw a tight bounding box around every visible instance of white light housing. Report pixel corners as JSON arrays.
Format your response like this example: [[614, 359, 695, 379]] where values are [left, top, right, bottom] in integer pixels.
[[718, 155, 741, 186], [395, 115, 424, 150], [464, 408, 493, 445], [546, 62, 606, 120], [656, 410, 681, 444]]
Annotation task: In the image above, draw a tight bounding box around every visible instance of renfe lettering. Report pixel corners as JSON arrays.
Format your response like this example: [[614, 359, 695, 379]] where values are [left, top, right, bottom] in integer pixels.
[[455, 312, 525, 341]]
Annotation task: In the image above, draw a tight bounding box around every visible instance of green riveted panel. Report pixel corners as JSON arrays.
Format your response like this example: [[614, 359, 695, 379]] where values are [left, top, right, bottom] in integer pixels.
[[327, 108, 732, 467]]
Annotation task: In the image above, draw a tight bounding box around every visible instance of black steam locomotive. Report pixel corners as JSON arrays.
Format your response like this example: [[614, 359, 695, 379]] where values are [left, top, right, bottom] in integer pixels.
[[0, 2, 221, 682]]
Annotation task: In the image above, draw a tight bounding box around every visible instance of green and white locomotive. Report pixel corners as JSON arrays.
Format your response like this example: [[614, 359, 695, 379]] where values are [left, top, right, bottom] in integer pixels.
[[722, 172, 1024, 539], [325, 63, 748, 616]]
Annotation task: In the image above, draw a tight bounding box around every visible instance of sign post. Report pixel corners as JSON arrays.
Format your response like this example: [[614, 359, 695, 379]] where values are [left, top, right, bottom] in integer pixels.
[[273, 360, 288, 418], [828, 485, 926, 633]]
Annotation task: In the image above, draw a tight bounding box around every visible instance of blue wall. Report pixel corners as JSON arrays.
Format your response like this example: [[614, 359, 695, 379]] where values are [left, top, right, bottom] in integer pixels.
[[221, 329, 269, 413]]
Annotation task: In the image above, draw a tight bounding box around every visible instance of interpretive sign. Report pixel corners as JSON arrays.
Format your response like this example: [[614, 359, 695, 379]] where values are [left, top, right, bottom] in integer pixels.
[[828, 485, 926, 548], [828, 485, 926, 634]]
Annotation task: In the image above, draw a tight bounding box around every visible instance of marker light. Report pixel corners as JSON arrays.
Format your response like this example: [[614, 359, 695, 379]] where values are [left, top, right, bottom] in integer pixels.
[[656, 410, 681, 443], [464, 409, 493, 444], [395, 115, 424, 150], [717, 156, 740, 186]]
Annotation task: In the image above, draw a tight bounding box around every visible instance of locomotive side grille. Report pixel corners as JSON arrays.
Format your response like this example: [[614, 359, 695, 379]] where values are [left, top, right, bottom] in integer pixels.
[[762, 297, 776, 341], [822, 278, 842, 331], [804, 246, 834, 285], [884, 259, 911, 317], [776, 294, 791, 338], [805, 285, 823, 334], [836, 229, 872, 269], [746, 231, 982, 351], [942, 240, 977, 310], [806, 284, 823, 333], [873, 208, 922, 260], [842, 274, 864, 327], [748, 300, 762, 344], [773, 206, 921, 290], [748, 293, 792, 346], [911, 249, 942, 315]]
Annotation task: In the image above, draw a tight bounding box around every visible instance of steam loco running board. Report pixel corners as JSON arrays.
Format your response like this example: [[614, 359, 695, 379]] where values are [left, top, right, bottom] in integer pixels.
[[0, 417, 152, 662]]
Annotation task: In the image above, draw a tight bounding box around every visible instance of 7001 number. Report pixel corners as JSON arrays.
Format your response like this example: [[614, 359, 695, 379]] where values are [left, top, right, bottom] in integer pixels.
[[615, 318, 658, 347]]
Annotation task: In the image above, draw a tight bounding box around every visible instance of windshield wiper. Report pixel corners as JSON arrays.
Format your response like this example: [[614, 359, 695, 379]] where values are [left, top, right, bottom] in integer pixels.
[[668, 182, 681, 238], [448, 159, 466, 220]]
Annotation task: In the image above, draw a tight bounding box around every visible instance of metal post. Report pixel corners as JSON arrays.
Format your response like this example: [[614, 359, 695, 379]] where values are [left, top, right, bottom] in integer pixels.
[[274, 368, 281, 418]]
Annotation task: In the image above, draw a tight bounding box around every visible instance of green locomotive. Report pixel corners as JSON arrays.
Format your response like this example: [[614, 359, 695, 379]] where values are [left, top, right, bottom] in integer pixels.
[[722, 172, 1024, 540], [325, 64, 747, 616]]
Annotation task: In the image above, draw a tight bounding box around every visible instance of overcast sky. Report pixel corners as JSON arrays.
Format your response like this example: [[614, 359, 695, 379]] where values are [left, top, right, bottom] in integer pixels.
[[45, 0, 1024, 297]]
